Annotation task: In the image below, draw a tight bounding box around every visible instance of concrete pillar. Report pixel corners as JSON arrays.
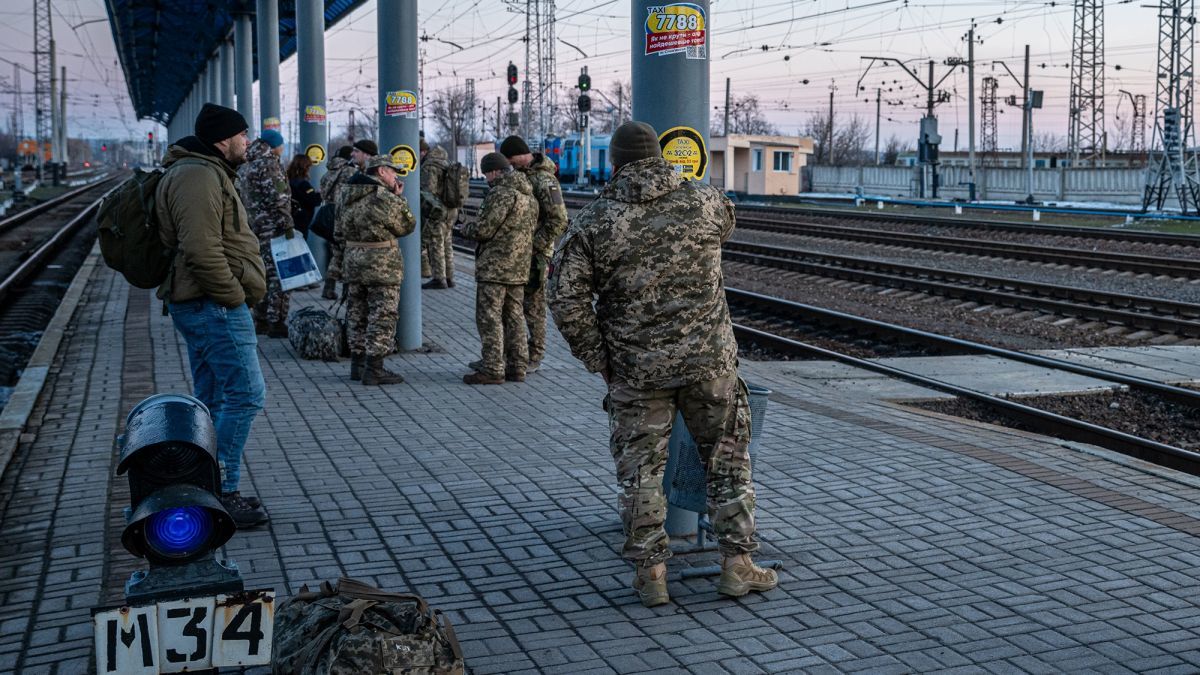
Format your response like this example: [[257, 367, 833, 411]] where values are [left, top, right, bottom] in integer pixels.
[[256, 0, 281, 136], [235, 14, 255, 137], [632, 0, 711, 536], [377, 0, 423, 350], [220, 38, 235, 109], [207, 60, 218, 104], [631, 0, 710, 185], [296, 0, 329, 271]]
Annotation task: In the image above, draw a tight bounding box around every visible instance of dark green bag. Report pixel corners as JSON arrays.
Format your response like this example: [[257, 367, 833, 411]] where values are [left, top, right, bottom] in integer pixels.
[[97, 168, 173, 289], [272, 577, 466, 675]]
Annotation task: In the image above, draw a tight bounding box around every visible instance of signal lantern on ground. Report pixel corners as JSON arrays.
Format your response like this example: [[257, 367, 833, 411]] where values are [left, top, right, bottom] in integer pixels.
[[117, 394, 242, 602]]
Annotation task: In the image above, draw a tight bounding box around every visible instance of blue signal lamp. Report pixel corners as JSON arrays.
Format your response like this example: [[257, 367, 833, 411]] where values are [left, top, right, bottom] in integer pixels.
[[117, 394, 243, 603]]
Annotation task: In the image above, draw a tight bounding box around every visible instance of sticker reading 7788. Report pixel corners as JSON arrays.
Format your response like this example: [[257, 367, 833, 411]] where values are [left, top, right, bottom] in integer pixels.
[[645, 3, 707, 59]]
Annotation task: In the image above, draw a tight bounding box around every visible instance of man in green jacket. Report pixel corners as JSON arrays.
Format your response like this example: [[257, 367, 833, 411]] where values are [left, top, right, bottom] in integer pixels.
[[155, 103, 269, 528], [462, 153, 538, 384]]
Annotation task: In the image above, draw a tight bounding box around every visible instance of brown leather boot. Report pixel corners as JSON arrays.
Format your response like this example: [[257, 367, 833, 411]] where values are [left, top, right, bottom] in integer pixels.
[[633, 563, 670, 607], [362, 356, 404, 385], [463, 371, 504, 385], [349, 353, 365, 381], [717, 555, 779, 598]]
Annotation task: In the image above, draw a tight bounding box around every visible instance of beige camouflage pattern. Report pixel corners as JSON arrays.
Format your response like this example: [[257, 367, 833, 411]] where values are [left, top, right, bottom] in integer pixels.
[[547, 156, 738, 390], [606, 373, 758, 564], [462, 170, 537, 285], [237, 139, 294, 323], [334, 173, 416, 286], [347, 283, 401, 358], [319, 156, 358, 281], [420, 146, 451, 280], [520, 154, 568, 364], [288, 306, 345, 361], [475, 282, 527, 379]]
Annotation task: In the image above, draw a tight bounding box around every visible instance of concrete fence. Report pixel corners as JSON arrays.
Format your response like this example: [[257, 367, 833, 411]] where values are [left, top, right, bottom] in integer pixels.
[[809, 165, 1155, 206]]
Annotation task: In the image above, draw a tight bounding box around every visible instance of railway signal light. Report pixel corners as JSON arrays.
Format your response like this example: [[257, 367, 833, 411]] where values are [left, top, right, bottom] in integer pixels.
[[117, 394, 242, 603], [578, 66, 591, 92], [506, 62, 518, 86], [577, 94, 591, 114], [508, 87, 518, 105]]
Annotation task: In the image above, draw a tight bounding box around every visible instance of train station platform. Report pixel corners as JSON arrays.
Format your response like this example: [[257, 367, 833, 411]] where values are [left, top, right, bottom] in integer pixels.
[[4, 247, 1200, 673]]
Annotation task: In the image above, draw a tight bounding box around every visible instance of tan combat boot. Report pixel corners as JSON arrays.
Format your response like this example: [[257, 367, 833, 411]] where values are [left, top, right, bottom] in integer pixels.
[[633, 563, 669, 607], [717, 554, 778, 598], [362, 357, 404, 385]]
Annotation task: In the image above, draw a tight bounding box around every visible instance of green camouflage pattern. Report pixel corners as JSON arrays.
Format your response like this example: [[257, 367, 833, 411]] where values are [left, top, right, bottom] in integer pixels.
[[319, 157, 358, 281], [287, 306, 345, 361], [547, 156, 738, 390], [462, 170, 537, 285], [271, 579, 465, 675], [335, 173, 416, 286], [521, 154, 569, 257], [523, 281, 547, 364], [238, 139, 294, 323], [606, 373, 759, 565], [420, 147, 454, 281], [347, 283, 401, 358], [475, 281, 527, 379]]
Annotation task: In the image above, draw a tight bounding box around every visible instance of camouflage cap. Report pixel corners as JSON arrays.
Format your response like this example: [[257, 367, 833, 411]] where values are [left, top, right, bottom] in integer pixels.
[[364, 154, 401, 172]]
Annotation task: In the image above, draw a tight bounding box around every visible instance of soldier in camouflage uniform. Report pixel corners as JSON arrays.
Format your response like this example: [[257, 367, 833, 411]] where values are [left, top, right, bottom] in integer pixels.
[[461, 153, 537, 385], [548, 121, 778, 607], [501, 136, 568, 373], [236, 129, 294, 338], [318, 145, 358, 299], [334, 154, 415, 385], [419, 140, 457, 289]]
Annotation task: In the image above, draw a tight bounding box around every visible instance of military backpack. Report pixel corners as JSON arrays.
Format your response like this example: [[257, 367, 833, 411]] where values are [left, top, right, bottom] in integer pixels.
[[440, 162, 470, 209], [272, 577, 466, 675]]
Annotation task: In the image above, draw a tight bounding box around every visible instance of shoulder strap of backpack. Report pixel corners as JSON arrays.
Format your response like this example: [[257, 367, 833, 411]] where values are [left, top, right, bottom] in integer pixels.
[[336, 577, 432, 616]]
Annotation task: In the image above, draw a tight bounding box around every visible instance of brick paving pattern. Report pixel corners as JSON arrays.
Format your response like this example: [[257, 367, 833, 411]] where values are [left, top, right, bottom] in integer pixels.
[[1, 254, 1200, 673]]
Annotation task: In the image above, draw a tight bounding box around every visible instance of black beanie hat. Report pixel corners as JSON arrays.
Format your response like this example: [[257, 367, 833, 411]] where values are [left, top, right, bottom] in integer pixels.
[[419, 138, 430, 153], [353, 139, 379, 155], [336, 145, 353, 160], [194, 103, 248, 146], [480, 152, 511, 173], [610, 121, 660, 169], [499, 135, 531, 158]]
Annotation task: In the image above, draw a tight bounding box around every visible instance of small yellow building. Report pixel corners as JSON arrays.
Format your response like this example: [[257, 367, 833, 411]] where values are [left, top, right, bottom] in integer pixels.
[[710, 134, 814, 195]]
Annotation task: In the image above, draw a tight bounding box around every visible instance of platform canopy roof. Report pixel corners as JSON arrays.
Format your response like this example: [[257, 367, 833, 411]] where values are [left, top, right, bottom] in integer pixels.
[[106, 0, 367, 124]]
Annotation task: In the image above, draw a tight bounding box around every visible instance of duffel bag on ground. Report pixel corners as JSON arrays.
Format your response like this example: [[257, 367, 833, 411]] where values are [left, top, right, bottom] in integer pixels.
[[272, 577, 466, 675], [287, 306, 344, 361]]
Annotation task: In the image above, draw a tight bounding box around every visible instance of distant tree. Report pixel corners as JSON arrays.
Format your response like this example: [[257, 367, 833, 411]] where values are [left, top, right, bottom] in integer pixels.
[[593, 80, 631, 134], [832, 114, 872, 165], [712, 95, 778, 136], [1032, 131, 1067, 153], [429, 85, 474, 147], [882, 134, 910, 165]]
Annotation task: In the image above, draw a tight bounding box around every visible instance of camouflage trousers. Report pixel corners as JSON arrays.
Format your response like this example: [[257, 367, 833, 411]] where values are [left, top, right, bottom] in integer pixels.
[[425, 211, 457, 281], [475, 282, 526, 378], [255, 239, 289, 324], [523, 253, 549, 364], [325, 240, 344, 281], [346, 283, 400, 358], [605, 372, 759, 565]]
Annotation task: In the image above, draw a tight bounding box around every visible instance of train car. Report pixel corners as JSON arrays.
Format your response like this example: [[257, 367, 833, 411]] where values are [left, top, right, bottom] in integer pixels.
[[553, 133, 612, 185]]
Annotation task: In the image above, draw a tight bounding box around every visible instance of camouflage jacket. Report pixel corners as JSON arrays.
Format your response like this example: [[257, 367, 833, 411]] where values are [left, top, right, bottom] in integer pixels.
[[547, 157, 738, 389], [319, 157, 358, 208], [462, 170, 537, 285], [520, 154, 569, 258], [335, 173, 416, 286], [236, 139, 293, 238], [419, 146, 450, 223]]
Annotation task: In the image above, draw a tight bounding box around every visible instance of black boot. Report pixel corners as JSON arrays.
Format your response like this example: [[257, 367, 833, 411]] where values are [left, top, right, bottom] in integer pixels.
[[362, 356, 404, 385], [220, 491, 269, 528], [422, 278, 447, 289], [268, 321, 289, 339], [321, 278, 338, 300], [350, 353, 365, 381]]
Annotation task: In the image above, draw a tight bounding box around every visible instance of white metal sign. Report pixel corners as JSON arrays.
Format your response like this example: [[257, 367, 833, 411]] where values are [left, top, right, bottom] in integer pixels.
[[93, 589, 274, 674]]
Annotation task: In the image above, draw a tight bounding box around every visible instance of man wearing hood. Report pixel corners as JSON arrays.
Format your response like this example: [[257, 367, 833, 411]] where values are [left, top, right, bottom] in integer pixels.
[[154, 103, 269, 528], [318, 145, 357, 299], [419, 139, 456, 289], [236, 129, 294, 337], [334, 155, 415, 385], [500, 135, 568, 373], [461, 153, 537, 385], [547, 121, 777, 607]]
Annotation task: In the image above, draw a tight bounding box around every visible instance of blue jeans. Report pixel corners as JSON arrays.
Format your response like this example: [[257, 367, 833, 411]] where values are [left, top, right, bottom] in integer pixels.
[[169, 299, 267, 494]]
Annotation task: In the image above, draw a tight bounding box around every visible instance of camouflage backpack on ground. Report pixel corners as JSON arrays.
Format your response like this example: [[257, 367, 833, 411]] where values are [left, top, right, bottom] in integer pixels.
[[287, 306, 345, 361], [272, 578, 466, 675]]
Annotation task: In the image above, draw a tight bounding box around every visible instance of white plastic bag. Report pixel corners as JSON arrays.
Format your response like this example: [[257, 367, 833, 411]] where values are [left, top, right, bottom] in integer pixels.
[[271, 234, 323, 291]]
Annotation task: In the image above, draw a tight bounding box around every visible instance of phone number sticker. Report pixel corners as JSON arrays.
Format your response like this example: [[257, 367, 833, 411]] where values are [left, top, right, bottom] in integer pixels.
[[645, 3, 707, 59], [658, 126, 707, 181]]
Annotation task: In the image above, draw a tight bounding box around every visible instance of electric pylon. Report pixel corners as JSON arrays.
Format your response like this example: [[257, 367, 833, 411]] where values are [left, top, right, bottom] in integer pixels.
[[1143, 0, 1200, 213], [1068, 0, 1105, 164], [981, 76, 998, 166]]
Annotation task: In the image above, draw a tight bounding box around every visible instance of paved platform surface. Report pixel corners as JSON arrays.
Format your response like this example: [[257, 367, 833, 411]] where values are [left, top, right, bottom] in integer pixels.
[[4, 251, 1200, 674]]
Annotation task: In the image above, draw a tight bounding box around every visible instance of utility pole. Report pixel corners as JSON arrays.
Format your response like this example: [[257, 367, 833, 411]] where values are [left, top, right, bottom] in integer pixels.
[[723, 77, 731, 136], [465, 78, 476, 170], [1120, 89, 1147, 155], [33, 0, 52, 183], [58, 65, 67, 172], [874, 88, 881, 165], [827, 82, 836, 165], [967, 23, 976, 199], [496, 96, 502, 138], [994, 46, 1032, 169], [1143, 0, 1200, 213], [1068, 0, 1105, 164]]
